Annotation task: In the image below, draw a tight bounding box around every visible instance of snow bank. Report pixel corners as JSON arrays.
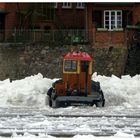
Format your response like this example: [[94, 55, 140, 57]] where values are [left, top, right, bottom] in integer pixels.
[[0, 73, 54, 107], [0, 73, 140, 108], [92, 72, 140, 108]]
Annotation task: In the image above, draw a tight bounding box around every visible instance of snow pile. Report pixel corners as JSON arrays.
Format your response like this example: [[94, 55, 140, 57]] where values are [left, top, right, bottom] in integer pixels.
[[0, 72, 140, 108], [0, 73, 54, 107], [93, 72, 140, 108]]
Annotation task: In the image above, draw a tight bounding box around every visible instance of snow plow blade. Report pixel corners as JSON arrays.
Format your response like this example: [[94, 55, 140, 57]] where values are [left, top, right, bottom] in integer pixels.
[[47, 88, 105, 108]]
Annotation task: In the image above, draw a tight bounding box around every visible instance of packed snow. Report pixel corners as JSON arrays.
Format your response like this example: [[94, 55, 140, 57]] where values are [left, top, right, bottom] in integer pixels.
[[0, 73, 140, 139], [0, 73, 140, 108]]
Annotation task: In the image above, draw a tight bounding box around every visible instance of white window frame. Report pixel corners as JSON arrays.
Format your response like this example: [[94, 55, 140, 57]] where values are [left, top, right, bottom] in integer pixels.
[[104, 10, 122, 31], [76, 3, 84, 9], [62, 3, 72, 9], [54, 3, 57, 8]]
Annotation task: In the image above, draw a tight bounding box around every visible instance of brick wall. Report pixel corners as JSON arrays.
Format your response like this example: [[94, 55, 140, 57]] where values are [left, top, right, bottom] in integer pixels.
[[4, 3, 29, 40], [133, 4, 140, 24], [55, 3, 85, 29], [94, 31, 126, 46]]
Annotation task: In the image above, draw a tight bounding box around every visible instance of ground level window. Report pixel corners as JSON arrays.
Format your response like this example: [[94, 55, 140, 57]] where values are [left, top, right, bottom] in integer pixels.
[[104, 10, 122, 30], [64, 60, 77, 72]]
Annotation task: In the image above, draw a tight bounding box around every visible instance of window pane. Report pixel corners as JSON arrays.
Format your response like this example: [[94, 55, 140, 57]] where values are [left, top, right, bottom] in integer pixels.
[[117, 16, 121, 20], [111, 20, 115, 25], [105, 25, 109, 29], [64, 60, 71, 70], [64, 60, 77, 72], [111, 11, 115, 15], [111, 16, 115, 20], [111, 25, 115, 29], [105, 16, 109, 20], [105, 21, 109, 24], [117, 11, 121, 15], [105, 12, 109, 15], [72, 61, 77, 70]]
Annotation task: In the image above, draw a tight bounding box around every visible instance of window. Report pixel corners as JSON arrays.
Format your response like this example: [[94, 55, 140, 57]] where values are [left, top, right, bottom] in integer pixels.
[[76, 3, 84, 9], [64, 60, 77, 72], [62, 3, 72, 8], [104, 10, 122, 30]]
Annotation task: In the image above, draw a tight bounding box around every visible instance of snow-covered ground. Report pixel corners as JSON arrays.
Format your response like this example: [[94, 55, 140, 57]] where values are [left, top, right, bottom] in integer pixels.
[[0, 73, 140, 139]]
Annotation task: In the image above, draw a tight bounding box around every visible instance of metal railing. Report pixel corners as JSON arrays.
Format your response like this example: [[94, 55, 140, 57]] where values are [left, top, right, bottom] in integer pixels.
[[1, 29, 90, 45]]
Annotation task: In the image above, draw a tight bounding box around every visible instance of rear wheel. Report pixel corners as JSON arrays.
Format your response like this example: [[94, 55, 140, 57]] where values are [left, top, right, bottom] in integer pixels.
[[96, 90, 105, 107]]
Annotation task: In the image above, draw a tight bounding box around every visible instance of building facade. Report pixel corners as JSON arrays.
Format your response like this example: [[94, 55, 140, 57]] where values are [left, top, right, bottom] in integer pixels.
[[0, 2, 140, 46], [86, 3, 140, 48], [0, 3, 85, 41]]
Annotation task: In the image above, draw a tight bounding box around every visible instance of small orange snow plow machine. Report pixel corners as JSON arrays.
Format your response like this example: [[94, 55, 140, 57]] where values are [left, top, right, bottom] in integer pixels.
[[47, 51, 105, 108]]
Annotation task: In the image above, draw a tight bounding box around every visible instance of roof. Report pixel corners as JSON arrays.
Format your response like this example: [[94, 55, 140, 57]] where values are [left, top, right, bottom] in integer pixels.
[[64, 52, 93, 61]]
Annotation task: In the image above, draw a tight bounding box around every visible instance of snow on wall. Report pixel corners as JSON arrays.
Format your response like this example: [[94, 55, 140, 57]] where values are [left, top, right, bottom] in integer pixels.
[[0, 73, 140, 108]]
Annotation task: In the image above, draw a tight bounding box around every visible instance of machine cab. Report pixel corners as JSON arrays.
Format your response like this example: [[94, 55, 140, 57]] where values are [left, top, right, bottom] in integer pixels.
[[63, 52, 93, 74], [47, 51, 105, 108], [63, 52, 93, 96]]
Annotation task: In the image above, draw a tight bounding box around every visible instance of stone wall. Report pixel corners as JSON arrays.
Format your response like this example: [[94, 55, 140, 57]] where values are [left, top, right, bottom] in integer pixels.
[[0, 43, 127, 80], [93, 47, 128, 77], [124, 43, 140, 76]]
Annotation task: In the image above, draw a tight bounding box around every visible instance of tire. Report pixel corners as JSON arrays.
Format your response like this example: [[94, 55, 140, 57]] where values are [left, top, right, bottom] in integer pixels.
[[96, 90, 105, 107], [51, 90, 59, 108], [96, 101, 104, 107], [47, 87, 53, 96], [52, 99, 59, 108], [45, 96, 52, 107], [49, 97, 52, 107], [92, 81, 100, 92]]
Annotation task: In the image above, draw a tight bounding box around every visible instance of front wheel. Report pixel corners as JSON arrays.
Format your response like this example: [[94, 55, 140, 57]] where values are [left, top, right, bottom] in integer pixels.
[[52, 99, 59, 108], [96, 101, 104, 107], [50, 90, 59, 108]]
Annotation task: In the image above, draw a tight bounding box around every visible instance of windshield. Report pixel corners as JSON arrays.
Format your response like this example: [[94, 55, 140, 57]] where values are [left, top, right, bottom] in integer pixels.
[[64, 60, 77, 72]]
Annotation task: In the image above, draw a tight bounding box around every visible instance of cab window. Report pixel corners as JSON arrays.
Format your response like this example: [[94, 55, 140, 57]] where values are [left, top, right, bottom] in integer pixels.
[[64, 60, 77, 72]]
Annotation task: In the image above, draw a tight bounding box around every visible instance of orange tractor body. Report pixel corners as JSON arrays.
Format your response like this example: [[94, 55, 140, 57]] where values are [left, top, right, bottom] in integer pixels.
[[47, 51, 105, 108]]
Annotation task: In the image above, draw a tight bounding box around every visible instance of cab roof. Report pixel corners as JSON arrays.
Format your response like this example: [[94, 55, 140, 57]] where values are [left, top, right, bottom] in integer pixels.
[[64, 52, 93, 61]]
